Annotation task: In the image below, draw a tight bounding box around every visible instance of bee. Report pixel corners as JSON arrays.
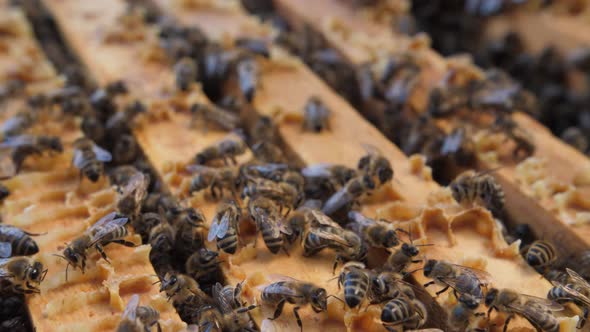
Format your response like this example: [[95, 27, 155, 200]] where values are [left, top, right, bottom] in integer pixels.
[[248, 196, 292, 254], [105, 99, 145, 140], [0, 135, 63, 179], [449, 301, 486, 332], [491, 114, 535, 159], [242, 176, 301, 213], [190, 103, 240, 132], [261, 277, 329, 331], [423, 259, 491, 308], [199, 282, 257, 332], [302, 96, 331, 132], [186, 248, 223, 285], [57, 212, 133, 280], [381, 297, 427, 331], [301, 163, 357, 191], [236, 57, 259, 102], [385, 242, 423, 275], [337, 261, 371, 308], [117, 294, 162, 332], [523, 240, 557, 271], [0, 183, 9, 202], [72, 137, 112, 182], [240, 163, 289, 181], [370, 272, 417, 305], [0, 257, 47, 294], [321, 174, 375, 216], [449, 170, 505, 215], [436, 127, 477, 168], [251, 141, 286, 164], [235, 37, 270, 58], [110, 165, 141, 188], [112, 134, 139, 166], [217, 281, 247, 310], [485, 288, 562, 332], [547, 268, 590, 328], [193, 135, 247, 166], [208, 200, 241, 254], [148, 221, 175, 275], [287, 206, 340, 243], [358, 144, 394, 185], [187, 165, 240, 199], [174, 57, 197, 92], [159, 272, 202, 303], [1, 111, 35, 139], [117, 172, 149, 218], [347, 211, 403, 249], [0, 225, 40, 258], [172, 213, 207, 263], [303, 224, 367, 272]]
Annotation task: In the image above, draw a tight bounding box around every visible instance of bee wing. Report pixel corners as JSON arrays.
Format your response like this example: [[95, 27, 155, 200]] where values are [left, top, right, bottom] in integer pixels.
[[312, 227, 353, 247], [72, 148, 86, 169], [89, 217, 129, 244], [122, 294, 140, 321], [0, 135, 34, 148], [186, 164, 214, 174], [260, 214, 281, 238], [212, 283, 234, 315], [120, 172, 148, 202], [347, 211, 374, 228], [551, 281, 590, 307], [301, 163, 334, 178], [257, 274, 306, 298], [92, 144, 112, 162], [0, 242, 11, 258], [321, 188, 352, 215], [309, 209, 340, 228], [88, 212, 119, 232], [0, 148, 16, 179], [565, 268, 590, 293], [213, 210, 232, 240], [449, 264, 492, 285], [513, 294, 564, 312], [440, 129, 464, 155], [207, 220, 220, 242]]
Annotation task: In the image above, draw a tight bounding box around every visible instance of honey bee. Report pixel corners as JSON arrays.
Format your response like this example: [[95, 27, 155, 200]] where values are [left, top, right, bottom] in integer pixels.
[[321, 174, 375, 216], [381, 297, 427, 332], [235, 37, 270, 58], [105, 99, 146, 139], [1, 111, 35, 139], [0, 225, 40, 257], [449, 170, 505, 215], [236, 57, 259, 102], [0, 183, 9, 202], [240, 163, 289, 181], [117, 172, 149, 218], [301, 96, 331, 132], [56, 212, 133, 280], [148, 220, 175, 276], [72, 137, 112, 182], [370, 272, 417, 305], [547, 268, 590, 328], [208, 200, 241, 254], [0, 135, 63, 179], [248, 196, 292, 254], [242, 176, 301, 213], [117, 294, 162, 332], [303, 224, 367, 272], [358, 144, 394, 185], [260, 277, 329, 330], [0, 257, 46, 294], [0, 79, 24, 104], [485, 288, 562, 332], [110, 165, 141, 188], [301, 163, 357, 197], [423, 259, 491, 309], [190, 103, 240, 132], [148, 221, 175, 252], [347, 211, 403, 249], [186, 248, 223, 285], [174, 57, 197, 92], [449, 301, 486, 332], [523, 240, 557, 271], [337, 261, 372, 308], [193, 135, 247, 166], [491, 114, 535, 159], [385, 243, 423, 274], [159, 273, 205, 304], [187, 165, 240, 199], [172, 210, 207, 263], [199, 282, 257, 332], [251, 141, 286, 164], [217, 281, 248, 310], [287, 206, 340, 243]]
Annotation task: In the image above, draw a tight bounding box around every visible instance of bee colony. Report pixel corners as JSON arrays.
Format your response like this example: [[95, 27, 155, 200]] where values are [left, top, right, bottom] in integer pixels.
[[1, 0, 590, 332]]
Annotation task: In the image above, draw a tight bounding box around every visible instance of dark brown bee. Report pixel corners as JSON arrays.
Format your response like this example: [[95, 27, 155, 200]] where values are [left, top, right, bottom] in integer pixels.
[[347, 211, 403, 249], [251, 141, 286, 164], [81, 114, 105, 143], [0, 257, 47, 294], [236, 56, 258, 102], [187, 165, 240, 199], [105, 100, 146, 139], [381, 297, 427, 331], [117, 294, 162, 332], [302, 96, 331, 132], [208, 200, 241, 254], [260, 277, 329, 331], [112, 134, 139, 165], [242, 177, 301, 213], [110, 165, 141, 188], [423, 259, 491, 308], [491, 114, 535, 159], [117, 172, 149, 218], [0, 135, 63, 179], [72, 137, 112, 182], [172, 215, 207, 263], [358, 144, 394, 185], [321, 174, 375, 215], [370, 272, 417, 305], [303, 223, 367, 272], [147, 219, 175, 275], [148, 221, 175, 252], [56, 212, 133, 280], [337, 261, 371, 309], [133, 212, 163, 243], [385, 243, 423, 274], [142, 193, 182, 222], [485, 288, 562, 332], [449, 301, 486, 332], [436, 127, 477, 168], [158, 272, 203, 303], [248, 196, 292, 254], [0, 225, 40, 258], [174, 57, 197, 92], [470, 69, 536, 115], [0, 183, 9, 202], [547, 268, 590, 328], [449, 170, 505, 215], [190, 103, 240, 132], [524, 240, 557, 270], [302, 163, 357, 198], [287, 205, 338, 243], [194, 135, 247, 166], [1, 111, 35, 139], [186, 248, 223, 285], [199, 282, 257, 332]]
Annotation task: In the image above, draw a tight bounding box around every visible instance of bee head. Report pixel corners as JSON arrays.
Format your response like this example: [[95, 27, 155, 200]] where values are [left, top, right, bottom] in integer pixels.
[[382, 229, 400, 248], [28, 261, 45, 283], [459, 294, 480, 310], [401, 243, 419, 257], [485, 288, 499, 307], [423, 259, 436, 277], [184, 208, 205, 227], [161, 274, 178, 293], [63, 246, 82, 269], [84, 164, 102, 182], [40, 136, 63, 152], [311, 288, 328, 312], [362, 175, 375, 190]]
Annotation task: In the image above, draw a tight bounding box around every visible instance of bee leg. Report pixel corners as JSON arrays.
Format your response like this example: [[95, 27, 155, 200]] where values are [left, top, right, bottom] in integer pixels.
[[281, 245, 290, 257], [110, 239, 136, 247], [578, 307, 588, 329], [95, 244, 111, 264], [502, 314, 514, 332], [487, 306, 495, 320], [435, 286, 449, 297], [423, 281, 435, 288], [156, 322, 162, 332], [236, 304, 257, 314], [293, 306, 302, 332], [269, 298, 286, 321]]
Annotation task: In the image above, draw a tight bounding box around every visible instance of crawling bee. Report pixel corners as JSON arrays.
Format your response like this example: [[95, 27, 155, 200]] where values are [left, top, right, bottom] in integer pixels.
[[1, 111, 35, 139], [547, 268, 590, 328], [303, 224, 367, 272], [370, 272, 417, 305], [381, 297, 427, 332], [186, 248, 223, 285], [174, 57, 197, 91], [251, 141, 286, 163], [72, 137, 112, 182], [190, 103, 240, 132], [337, 261, 372, 308], [423, 259, 491, 308], [0, 225, 40, 257], [288, 206, 340, 243], [449, 170, 505, 215], [208, 200, 241, 254], [485, 288, 562, 332], [491, 114, 535, 159], [117, 172, 149, 217], [159, 273, 208, 304], [301, 163, 357, 197], [523, 240, 557, 271], [261, 277, 329, 331], [105, 99, 146, 139], [301, 96, 331, 132], [321, 174, 375, 215], [172, 209, 207, 262], [242, 176, 301, 213], [385, 242, 423, 274], [0, 257, 46, 294], [187, 165, 240, 199], [449, 301, 486, 332], [57, 212, 133, 280], [148, 220, 175, 276], [347, 211, 403, 249], [240, 163, 289, 182], [194, 135, 247, 166], [117, 294, 162, 332], [0, 135, 63, 179], [236, 56, 259, 102], [358, 144, 394, 185], [199, 282, 257, 332], [248, 196, 292, 254]]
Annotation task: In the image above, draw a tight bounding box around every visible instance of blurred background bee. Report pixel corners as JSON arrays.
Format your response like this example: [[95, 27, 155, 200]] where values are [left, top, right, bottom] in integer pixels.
[[449, 170, 505, 216], [0, 135, 63, 179], [116, 294, 162, 332], [72, 137, 112, 182]]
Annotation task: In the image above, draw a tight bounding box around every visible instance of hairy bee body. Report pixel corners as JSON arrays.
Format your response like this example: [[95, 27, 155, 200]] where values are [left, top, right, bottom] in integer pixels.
[[381, 298, 427, 331], [525, 240, 557, 269], [338, 262, 370, 308], [450, 171, 505, 214]]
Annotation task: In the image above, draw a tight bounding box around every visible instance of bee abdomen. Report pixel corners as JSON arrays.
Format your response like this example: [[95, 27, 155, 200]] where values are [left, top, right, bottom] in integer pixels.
[[101, 226, 128, 243], [343, 272, 369, 308], [262, 229, 283, 254], [525, 241, 556, 268], [381, 298, 412, 325], [217, 231, 238, 254], [15, 237, 38, 256]]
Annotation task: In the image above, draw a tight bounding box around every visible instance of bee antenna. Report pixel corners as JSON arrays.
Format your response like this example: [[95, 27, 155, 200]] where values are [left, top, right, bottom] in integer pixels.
[[405, 267, 424, 274], [41, 269, 48, 282], [52, 253, 67, 260], [327, 295, 345, 303], [326, 275, 340, 282], [415, 243, 434, 247]]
